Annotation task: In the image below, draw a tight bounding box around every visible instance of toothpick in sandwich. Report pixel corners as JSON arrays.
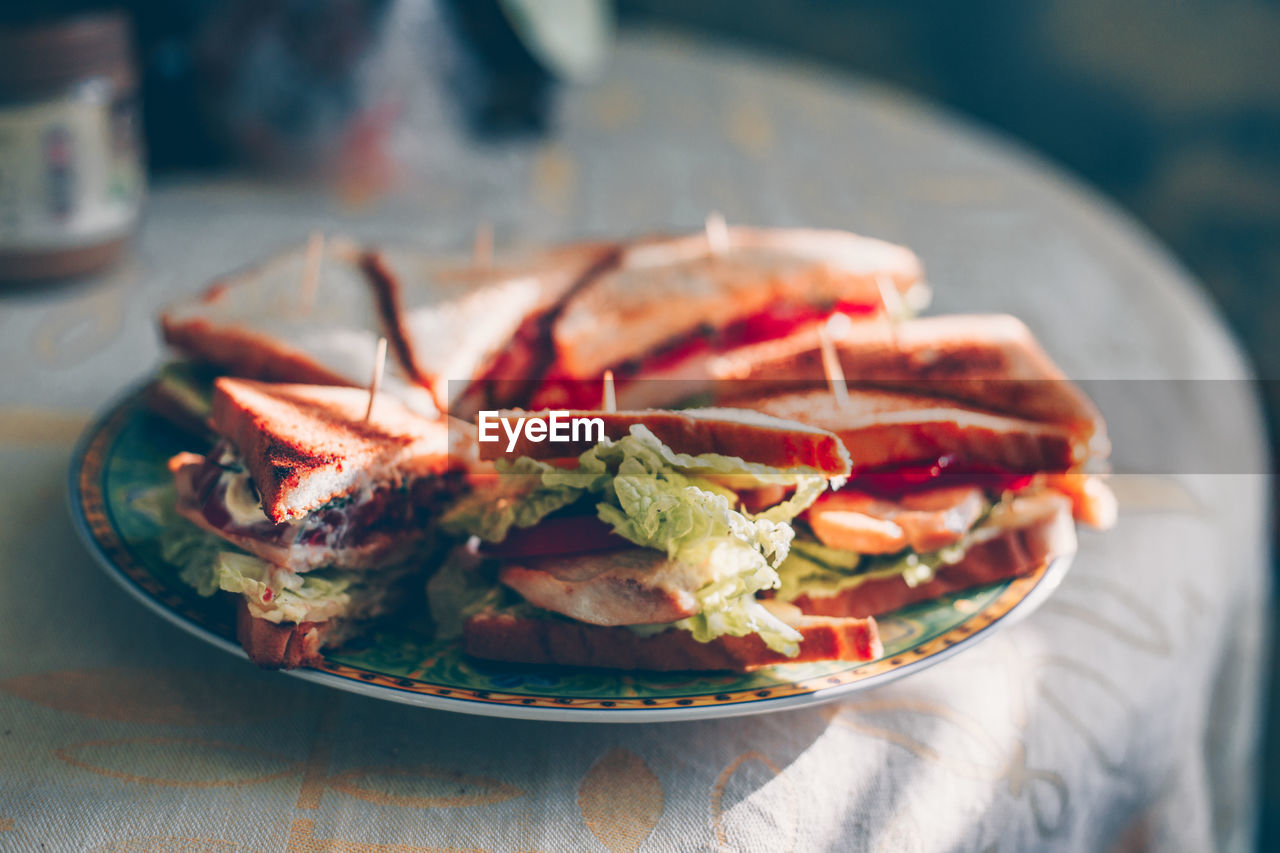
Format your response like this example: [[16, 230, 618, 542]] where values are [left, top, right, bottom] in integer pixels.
[[300, 230, 325, 312], [819, 313, 851, 410], [875, 272, 904, 347], [602, 370, 617, 413], [704, 211, 729, 256], [364, 336, 388, 422]]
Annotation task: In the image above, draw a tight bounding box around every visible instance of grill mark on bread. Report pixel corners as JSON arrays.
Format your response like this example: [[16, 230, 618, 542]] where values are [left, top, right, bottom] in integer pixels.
[[212, 377, 455, 522]]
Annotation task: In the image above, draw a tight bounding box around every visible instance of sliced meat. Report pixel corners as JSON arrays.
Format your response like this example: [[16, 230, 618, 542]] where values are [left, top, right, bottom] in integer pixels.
[[806, 486, 987, 554], [499, 548, 712, 626]]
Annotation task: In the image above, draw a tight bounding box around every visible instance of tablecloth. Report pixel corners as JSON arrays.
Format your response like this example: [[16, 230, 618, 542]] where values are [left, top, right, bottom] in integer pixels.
[[0, 29, 1270, 853]]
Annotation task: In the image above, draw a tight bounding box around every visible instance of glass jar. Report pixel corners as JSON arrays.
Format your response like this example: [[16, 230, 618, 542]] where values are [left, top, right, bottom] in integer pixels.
[[0, 11, 144, 282]]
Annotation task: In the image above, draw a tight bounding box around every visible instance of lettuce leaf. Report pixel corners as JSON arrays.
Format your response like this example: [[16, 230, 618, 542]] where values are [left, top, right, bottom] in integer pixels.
[[440, 456, 585, 544], [160, 511, 227, 596], [777, 536, 968, 601], [160, 512, 390, 624], [213, 552, 358, 624], [426, 545, 504, 640], [670, 541, 802, 656], [442, 425, 829, 654]]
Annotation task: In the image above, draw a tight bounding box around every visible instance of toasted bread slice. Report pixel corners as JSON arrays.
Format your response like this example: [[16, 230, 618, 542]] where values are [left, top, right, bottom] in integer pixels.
[[552, 227, 927, 379], [464, 601, 882, 672], [160, 238, 435, 414], [236, 600, 329, 669], [170, 451, 421, 572], [365, 240, 619, 412], [714, 314, 1108, 458], [212, 378, 457, 523], [789, 491, 1076, 617], [477, 407, 851, 476], [746, 387, 1085, 472]]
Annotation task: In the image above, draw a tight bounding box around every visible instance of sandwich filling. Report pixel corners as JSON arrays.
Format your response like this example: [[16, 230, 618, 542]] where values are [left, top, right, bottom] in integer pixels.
[[776, 475, 1064, 604], [439, 424, 833, 655], [172, 443, 445, 569], [531, 300, 880, 409], [160, 490, 412, 626]]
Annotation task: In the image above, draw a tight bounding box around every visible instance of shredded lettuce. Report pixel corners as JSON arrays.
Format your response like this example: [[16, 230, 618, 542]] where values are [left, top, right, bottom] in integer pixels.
[[791, 538, 862, 571], [776, 494, 1006, 602], [442, 425, 829, 654], [160, 514, 389, 624], [441, 456, 585, 543], [213, 552, 357, 624], [426, 544, 504, 640], [670, 541, 801, 656], [777, 535, 969, 602], [160, 515, 227, 596]]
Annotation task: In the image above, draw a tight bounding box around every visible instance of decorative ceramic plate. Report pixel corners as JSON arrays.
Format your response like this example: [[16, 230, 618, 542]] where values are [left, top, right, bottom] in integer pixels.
[[69, 385, 1073, 723]]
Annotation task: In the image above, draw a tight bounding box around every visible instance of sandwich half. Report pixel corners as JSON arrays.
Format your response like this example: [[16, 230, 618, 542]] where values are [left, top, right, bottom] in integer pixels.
[[715, 313, 1109, 459], [365, 239, 620, 416], [159, 237, 436, 415], [163, 377, 467, 667], [431, 407, 889, 672], [741, 377, 1111, 621], [527, 227, 928, 410]]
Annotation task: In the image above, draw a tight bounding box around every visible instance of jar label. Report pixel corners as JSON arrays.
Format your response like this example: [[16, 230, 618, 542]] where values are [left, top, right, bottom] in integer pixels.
[[0, 89, 143, 250]]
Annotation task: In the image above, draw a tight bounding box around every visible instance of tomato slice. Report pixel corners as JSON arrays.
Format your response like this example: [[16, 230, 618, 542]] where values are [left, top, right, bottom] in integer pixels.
[[841, 455, 1039, 499], [482, 512, 628, 559]]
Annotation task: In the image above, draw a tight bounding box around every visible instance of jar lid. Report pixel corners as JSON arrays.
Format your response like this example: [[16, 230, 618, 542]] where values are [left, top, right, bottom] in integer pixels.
[[0, 11, 133, 99]]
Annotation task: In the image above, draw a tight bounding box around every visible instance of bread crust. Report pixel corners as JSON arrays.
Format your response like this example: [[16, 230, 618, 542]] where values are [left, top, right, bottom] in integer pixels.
[[463, 609, 882, 672], [747, 388, 1084, 473], [477, 408, 851, 476], [235, 599, 327, 669], [714, 314, 1108, 457], [553, 227, 926, 379], [162, 317, 357, 387], [159, 238, 392, 389], [365, 240, 620, 411], [211, 378, 453, 522]]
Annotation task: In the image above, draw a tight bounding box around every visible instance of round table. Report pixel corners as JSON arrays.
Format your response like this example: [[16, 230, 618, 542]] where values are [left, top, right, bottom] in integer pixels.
[[0, 29, 1268, 852]]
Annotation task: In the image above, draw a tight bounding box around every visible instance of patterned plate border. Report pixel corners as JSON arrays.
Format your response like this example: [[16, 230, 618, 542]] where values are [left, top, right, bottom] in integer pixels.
[[68, 385, 1073, 723]]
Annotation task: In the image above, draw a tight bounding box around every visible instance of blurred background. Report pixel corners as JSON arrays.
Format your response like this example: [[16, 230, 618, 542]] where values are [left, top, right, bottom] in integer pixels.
[[2, 0, 1277, 843]]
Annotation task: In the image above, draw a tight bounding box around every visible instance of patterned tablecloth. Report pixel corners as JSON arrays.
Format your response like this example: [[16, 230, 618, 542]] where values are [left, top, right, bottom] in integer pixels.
[[0, 29, 1269, 853]]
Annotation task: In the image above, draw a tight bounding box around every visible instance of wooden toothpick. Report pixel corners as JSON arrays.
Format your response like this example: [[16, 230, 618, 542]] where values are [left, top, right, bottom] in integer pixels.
[[364, 337, 388, 422], [819, 315, 850, 410], [602, 370, 617, 413], [875, 272, 904, 347], [704, 211, 729, 256], [301, 231, 325, 312], [473, 220, 493, 269]]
